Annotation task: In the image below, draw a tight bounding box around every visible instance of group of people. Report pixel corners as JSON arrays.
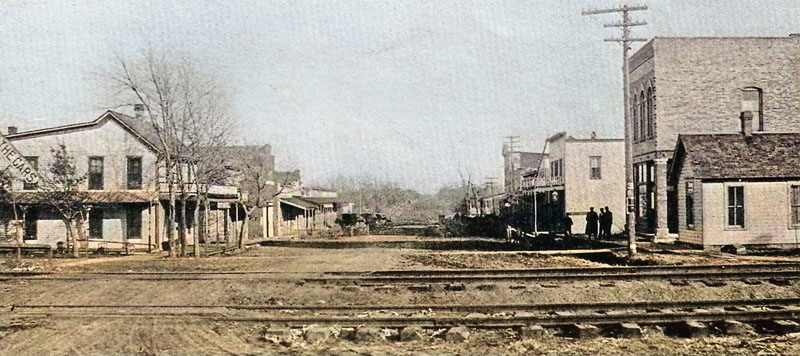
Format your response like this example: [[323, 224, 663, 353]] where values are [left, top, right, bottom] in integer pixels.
[[585, 206, 613, 239], [560, 207, 614, 239]]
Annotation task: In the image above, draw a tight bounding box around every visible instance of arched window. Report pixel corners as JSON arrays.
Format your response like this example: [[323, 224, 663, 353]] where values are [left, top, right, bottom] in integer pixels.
[[741, 87, 763, 131], [646, 87, 654, 138], [639, 91, 646, 140], [632, 94, 639, 141]]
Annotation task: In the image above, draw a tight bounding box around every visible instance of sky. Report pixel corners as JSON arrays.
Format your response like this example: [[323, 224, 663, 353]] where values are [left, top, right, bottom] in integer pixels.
[[0, 0, 798, 193]]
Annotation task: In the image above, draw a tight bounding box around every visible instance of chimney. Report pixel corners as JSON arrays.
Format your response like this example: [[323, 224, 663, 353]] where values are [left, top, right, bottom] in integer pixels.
[[133, 104, 145, 118], [7, 126, 17, 135], [740, 111, 753, 138]]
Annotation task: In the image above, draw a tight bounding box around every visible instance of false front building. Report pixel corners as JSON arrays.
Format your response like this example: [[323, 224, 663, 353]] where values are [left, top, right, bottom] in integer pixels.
[[519, 132, 625, 235]]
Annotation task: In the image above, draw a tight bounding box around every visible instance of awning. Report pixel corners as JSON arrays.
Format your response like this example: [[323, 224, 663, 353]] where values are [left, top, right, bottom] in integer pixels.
[[3, 190, 158, 204]]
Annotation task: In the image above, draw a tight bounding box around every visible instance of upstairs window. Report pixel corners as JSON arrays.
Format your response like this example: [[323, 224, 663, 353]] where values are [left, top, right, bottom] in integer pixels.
[[639, 91, 646, 140], [632, 95, 639, 142], [741, 87, 764, 131], [727, 186, 745, 228], [23, 156, 38, 190], [88, 157, 104, 190], [646, 87, 654, 138], [791, 185, 800, 228], [589, 156, 602, 180], [550, 159, 562, 178], [127, 157, 142, 189]]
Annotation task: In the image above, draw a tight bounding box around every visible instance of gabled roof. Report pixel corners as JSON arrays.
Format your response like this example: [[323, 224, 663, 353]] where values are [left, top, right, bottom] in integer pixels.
[[670, 133, 800, 181], [7, 111, 167, 153]]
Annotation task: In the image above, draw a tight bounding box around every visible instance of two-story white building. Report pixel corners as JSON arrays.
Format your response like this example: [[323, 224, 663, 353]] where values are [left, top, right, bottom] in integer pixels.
[[524, 132, 626, 235], [0, 110, 241, 251]]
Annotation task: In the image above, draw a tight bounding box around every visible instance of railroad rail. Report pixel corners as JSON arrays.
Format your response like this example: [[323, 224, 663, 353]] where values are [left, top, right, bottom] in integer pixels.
[[2, 263, 799, 283], [6, 298, 800, 328]]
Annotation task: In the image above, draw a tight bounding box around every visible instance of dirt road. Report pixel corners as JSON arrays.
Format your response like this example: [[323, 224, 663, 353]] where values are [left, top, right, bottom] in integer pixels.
[[3, 235, 800, 355]]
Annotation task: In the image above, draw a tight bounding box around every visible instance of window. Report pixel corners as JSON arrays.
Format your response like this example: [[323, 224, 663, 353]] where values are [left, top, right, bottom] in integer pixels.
[[685, 182, 695, 227], [88, 157, 104, 190], [550, 159, 562, 178], [632, 95, 639, 141], [23, 208, 38, 240], [23, 156, 38, 190], [646, 87, 654, 138], [741, 87, 763, 131], [127, 157, 142, 189], [791, 185, 800, 227], [727, 186, 745, 228], [589, 156, 602, 180], [639, 91, 646, 140], [89, 208, 103, 239], [126, 207, 142, 239]]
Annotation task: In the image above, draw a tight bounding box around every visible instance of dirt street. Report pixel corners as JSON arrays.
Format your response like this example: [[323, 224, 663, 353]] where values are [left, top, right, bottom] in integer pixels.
[[2, 235, 800, 355]]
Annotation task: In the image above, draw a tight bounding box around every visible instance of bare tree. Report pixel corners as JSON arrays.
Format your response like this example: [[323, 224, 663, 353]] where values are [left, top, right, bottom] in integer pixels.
[[35, 145, 88, 258], [106, 49, 237, 257], [229, 147, 289, 248]]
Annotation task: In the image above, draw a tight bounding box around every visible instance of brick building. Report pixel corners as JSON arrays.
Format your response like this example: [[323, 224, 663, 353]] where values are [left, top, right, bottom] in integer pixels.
[[628, 35, 800, 241]]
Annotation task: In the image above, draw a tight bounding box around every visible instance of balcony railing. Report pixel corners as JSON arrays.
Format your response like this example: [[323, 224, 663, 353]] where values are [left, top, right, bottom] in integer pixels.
[[520, 175, 564, 191]]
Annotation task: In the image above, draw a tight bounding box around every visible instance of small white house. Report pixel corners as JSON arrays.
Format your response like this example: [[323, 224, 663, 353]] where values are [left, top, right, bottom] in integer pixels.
[[669, 114, 800, 246]]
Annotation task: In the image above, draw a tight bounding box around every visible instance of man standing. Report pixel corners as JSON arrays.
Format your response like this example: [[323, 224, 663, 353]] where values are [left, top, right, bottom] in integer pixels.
[[604, 207, 613, 237], [564, 213, 573, 236], [585, 207, 599, 239], [598, 208, 607, 238]]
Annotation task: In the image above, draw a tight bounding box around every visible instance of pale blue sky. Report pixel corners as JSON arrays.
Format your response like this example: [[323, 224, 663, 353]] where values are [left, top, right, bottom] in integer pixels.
[[0, 1, 798, 193]]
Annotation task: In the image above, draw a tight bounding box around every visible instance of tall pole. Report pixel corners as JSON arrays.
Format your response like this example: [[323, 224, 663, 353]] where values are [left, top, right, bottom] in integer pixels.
[[583, 4, 647, 257]]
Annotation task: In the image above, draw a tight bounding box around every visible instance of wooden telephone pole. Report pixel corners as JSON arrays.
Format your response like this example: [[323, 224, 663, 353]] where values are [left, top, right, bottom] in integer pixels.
[[583, 4, 647, 257]]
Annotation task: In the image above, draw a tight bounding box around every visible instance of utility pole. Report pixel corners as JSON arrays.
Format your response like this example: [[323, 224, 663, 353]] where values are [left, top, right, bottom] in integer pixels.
[[583, 4, 647, 257], [505, 136, 520, 193], [484, 177, 498, 214]]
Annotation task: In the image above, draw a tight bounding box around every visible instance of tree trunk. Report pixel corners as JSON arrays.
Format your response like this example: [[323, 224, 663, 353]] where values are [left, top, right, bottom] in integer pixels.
[[238, 207, 250, 249], [168, 182, 177, 258], [193, 195, 201, 258], [224, 208, 230, 247], [67, 220, 79, 258], [179, 196, 188, 257]]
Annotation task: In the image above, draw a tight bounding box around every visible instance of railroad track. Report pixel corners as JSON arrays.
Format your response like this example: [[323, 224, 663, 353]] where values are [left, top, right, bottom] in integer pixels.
[[2, 263, 799, 283], [6, 298, 800, 328]]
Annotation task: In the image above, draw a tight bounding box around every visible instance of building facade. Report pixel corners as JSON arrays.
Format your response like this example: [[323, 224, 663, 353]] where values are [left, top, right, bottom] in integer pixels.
[[0, 111, 241, 250], [522, 132, 625, 235], [669, 113, 800, 246], [628, 35, 800, 241], [502, 144, 545, 195]]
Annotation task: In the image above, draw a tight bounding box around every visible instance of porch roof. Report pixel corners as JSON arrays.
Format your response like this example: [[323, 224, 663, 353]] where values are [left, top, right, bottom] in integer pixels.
[[3, 190, 158, 204]]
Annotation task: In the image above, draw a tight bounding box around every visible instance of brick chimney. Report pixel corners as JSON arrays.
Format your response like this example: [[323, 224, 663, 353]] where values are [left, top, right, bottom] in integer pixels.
[[740, 111, 753, 138], [7, 126, 17, 135], [133, 104, 145, 119]]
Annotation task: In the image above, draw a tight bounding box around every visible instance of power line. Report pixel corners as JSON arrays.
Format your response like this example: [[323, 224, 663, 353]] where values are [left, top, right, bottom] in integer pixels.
[[583, 4, 648, 257]]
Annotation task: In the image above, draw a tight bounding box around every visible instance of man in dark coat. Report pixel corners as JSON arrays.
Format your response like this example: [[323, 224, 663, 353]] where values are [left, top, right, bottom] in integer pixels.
[[564, 213, 573, 236], [603, 206, 613, 237], [598, 208, 607, 238], [585, 207, 599, 239]]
